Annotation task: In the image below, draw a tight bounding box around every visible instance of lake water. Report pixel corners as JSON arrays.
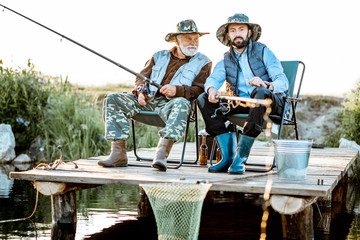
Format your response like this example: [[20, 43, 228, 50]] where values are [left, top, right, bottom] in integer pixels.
[[1, 163, 360, 240]]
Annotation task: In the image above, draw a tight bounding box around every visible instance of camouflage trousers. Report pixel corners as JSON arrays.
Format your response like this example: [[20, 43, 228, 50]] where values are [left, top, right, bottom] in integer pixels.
[[103, 93, 191, 142]]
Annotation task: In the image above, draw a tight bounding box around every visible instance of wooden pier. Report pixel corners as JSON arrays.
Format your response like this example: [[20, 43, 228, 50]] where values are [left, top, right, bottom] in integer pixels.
[[9, 142, 359, 239]]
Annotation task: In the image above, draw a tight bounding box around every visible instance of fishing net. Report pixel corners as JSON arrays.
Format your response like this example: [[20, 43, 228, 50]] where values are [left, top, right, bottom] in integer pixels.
[[140, 183, 212, 240]]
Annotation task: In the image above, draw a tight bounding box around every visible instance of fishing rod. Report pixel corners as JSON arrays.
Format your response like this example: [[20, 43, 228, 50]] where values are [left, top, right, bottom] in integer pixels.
[[216, 95, 272, 107], [212, 95, 273, 117], [0, 3, 162, 89]]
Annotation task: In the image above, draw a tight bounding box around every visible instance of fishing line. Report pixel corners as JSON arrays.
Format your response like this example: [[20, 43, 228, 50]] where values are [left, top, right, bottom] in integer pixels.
[[0, 3, 162, 89]]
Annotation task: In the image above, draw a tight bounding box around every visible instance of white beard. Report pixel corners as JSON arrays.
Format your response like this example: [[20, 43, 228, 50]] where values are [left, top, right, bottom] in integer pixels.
[[179, 42, 198, 57]]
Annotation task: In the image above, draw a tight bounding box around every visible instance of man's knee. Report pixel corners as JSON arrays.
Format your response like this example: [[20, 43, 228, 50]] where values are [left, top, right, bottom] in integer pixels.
[[171, 97, 189, 111], [197, 92, 208, 109], [243, 121, 263, 137], [172, 97, 189, 105], [105, 93, 135, 106], [250, 87, 270, 99], [103, 93, 120, 105]]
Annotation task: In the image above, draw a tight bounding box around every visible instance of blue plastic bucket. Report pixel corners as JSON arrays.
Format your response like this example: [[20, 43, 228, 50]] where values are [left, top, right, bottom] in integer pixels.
[[273, 140, 312, 180]]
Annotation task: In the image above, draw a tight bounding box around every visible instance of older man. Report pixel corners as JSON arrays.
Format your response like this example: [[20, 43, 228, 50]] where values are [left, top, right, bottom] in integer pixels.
[[198, 13, 288, 174], [99, 19, 212, 171]]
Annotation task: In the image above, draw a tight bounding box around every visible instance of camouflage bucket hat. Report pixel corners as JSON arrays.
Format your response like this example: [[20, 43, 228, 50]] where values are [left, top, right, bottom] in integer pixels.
[[216, 13, 262, 46], [165, 19, 209, 42]]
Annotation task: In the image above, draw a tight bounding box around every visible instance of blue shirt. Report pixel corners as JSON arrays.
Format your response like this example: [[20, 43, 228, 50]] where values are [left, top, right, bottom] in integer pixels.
[[205, 47, 289, 98]]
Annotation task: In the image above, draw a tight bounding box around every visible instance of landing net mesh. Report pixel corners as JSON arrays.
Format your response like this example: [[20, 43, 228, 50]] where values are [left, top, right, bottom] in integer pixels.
[[140, 183, 212, 240]]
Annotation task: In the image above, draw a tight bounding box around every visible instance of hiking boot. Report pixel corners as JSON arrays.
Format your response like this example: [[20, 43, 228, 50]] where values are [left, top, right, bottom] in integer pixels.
[[152, 138, 174, 171], [98, 140, 128, 167]]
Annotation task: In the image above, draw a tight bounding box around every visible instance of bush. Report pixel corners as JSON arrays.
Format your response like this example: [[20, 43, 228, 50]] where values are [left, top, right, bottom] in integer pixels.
[[0, 60, 51, 153], [0, 60, 112, 161], [342, 81, 360, 145]]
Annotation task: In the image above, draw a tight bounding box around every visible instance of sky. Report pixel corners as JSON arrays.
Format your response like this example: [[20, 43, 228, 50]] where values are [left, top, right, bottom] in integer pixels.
[[1, 0, 360, 96]]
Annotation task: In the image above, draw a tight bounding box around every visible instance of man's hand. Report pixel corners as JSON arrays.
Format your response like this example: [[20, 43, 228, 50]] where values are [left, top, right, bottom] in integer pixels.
[[208, 87, 220, 103], [136, 84, 151, 106], [159, 84, 176, 97], [248, 76, 267, 88], [248, 77, 274, 91], [138, 93, 146, 106]]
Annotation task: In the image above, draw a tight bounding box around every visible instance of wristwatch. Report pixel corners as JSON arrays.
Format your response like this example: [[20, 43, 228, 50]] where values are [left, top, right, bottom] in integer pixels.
[[264, 81, 271, 90]]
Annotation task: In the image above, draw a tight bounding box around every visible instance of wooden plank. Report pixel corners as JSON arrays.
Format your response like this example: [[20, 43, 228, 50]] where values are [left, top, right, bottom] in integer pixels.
[[9, 143, 358, 198], [6, 165, 339, 197]]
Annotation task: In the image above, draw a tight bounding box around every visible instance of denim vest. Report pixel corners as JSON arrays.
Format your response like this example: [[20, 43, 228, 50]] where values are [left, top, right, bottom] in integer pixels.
[[148, 50, 211, 96], [224, 41, 270, 96]]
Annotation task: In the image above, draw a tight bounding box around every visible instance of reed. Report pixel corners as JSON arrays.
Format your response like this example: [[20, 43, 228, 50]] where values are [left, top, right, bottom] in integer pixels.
[[42, 90, 110, 161]]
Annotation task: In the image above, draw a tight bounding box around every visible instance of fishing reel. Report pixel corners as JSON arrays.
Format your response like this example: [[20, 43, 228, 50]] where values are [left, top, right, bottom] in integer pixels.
[[211, 100, 230, 118], [137, 83, 150, 95]]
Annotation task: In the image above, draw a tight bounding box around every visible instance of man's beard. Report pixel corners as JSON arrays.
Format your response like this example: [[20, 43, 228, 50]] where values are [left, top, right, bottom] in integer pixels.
[[179, 42, 198, 57], [230, 36, 250, 49]]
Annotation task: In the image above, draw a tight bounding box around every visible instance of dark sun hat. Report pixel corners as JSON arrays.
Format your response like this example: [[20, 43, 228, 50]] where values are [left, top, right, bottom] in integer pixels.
[[165, 19, 209, 42], [216, 13, 262, 46]]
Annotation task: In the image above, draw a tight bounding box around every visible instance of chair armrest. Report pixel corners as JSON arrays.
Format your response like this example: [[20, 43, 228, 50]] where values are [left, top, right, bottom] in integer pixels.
[[285, 97, 302, 102]]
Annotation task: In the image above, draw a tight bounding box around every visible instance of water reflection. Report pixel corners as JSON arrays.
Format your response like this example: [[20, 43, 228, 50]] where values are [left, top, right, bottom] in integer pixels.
[[1, 163, 360, 239], [0, 164, 14, 198], [52, 223, 76, 240]]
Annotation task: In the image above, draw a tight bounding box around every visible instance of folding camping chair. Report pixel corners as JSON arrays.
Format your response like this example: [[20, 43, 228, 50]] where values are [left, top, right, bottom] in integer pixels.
[[210, 61, 306, 172], [130, 99, 199, 169]]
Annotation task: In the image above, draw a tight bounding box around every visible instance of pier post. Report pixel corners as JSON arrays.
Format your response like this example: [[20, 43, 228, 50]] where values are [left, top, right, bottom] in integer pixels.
[[51, 190, 77, 239], [51, 190, 77, 224], [314, 173, 349, 236], [281, 205, 314, 240], [314, 197, 331, 234], [138, 189, 153, 218]]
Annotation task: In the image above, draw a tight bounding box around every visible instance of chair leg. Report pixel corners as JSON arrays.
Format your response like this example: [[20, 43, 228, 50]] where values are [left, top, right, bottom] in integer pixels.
[[131, 117, 198, 168], [194, 107, 199, 162], [291, 102, 299, 140], [209, 138, 217, 166], [160, 100, 200, 166], [131, 120, 152, 161], [169, 114, 190, 169], [130, 99, 199, 167], [245, 160, 276, 172]]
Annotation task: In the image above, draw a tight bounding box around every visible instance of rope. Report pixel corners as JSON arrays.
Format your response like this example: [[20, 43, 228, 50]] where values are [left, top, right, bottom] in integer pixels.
[[0, 189, 39, 223], [34, 145, 78, 170], [34, 159, 78, 170]]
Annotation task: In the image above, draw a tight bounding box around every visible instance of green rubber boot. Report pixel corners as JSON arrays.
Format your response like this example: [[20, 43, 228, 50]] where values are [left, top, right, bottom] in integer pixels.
[[228, 134, 255, 174], [208, 132, 236, 173]]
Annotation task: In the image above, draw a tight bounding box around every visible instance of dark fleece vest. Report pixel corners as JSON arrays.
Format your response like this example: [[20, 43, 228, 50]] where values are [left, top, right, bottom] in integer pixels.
[[224, 41, 270, 96]]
